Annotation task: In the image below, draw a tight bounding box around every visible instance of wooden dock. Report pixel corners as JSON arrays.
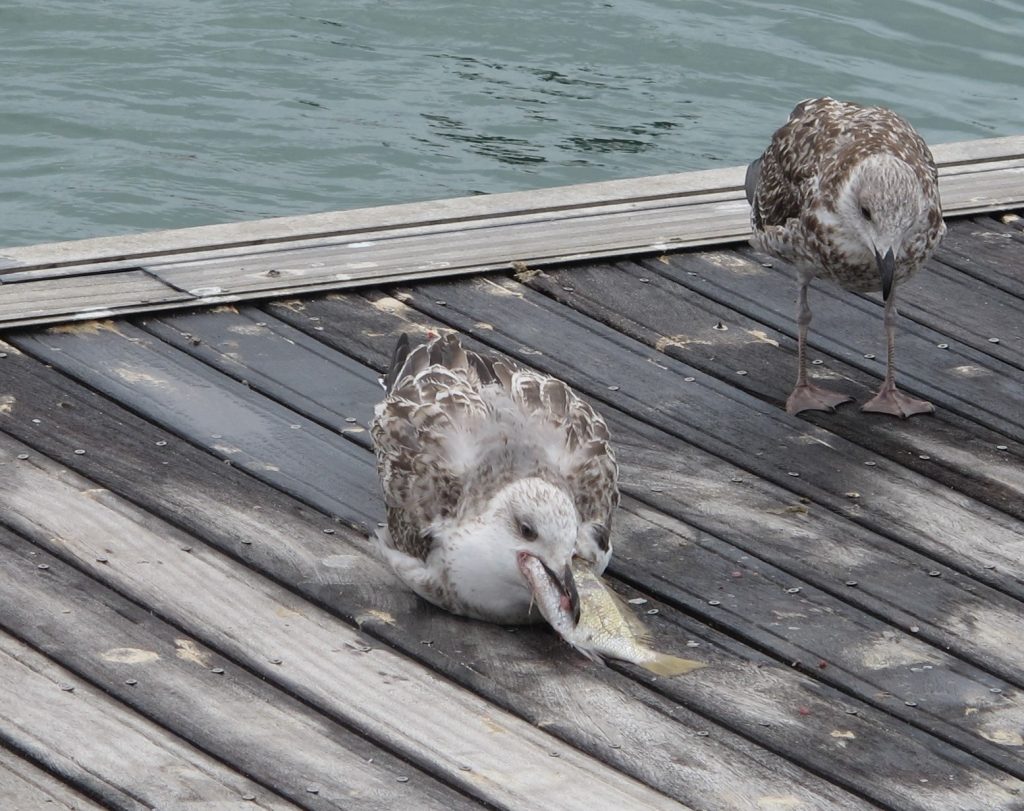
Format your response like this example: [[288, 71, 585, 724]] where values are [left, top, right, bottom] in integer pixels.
[[0, 136, 1022, 810]]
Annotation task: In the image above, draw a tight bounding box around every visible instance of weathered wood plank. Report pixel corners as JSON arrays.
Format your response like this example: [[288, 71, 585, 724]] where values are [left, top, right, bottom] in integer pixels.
[[0, 381, 1007, 811], [521, 260, 1024, 521], [133, 285, 1024, 782], [0, 270, 191, 323], [140, 304, 383, 438], [7, 320, 381, 534], [14, 321, 1015, 802], [0, 630, 295, 811], [0, 746, 104, 811], [137, 200, 742, 293], [0, 335, 872, 810], [0, 526, 476, 811], [0, 433, 686, 811], [899, 260, 1023, 371], [3, 135, 1020, 273], [229, 299, 1024, 805], [0, 164, 745, 270], [657, 247, 1024, 444], [934, 218, 1024, 300], [611, 500, 1024, 777], [2, 162, 1021, 333], [0, 187, 743, 286]]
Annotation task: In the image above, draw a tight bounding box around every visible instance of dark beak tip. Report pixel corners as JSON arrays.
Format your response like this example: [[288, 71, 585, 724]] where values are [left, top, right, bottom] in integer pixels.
[[539, 559, 582, 625], [563, 563, 582, 625], [877, 247, 897, 301]]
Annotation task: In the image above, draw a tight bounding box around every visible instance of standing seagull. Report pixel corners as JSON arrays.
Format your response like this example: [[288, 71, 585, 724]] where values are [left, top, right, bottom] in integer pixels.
[[746, 97, 945, 417], [371, 332, 619, 624]]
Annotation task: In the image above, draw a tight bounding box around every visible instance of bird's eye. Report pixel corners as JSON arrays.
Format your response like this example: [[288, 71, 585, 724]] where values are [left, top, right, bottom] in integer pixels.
[[518, 520, 537, 541], [860, 206, 872, 222]]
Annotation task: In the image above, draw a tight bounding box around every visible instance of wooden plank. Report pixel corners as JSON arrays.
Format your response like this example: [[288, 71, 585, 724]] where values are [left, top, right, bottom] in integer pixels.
[[522, 260, 1024, 521], [2, 164, 1017, 293], [0, 746, 104, 811], [933, 218, 1024, 300], [140, 304, 385, 438], [136, 201, 742, 293], [357, 279, 1024, 601], [0, 630, 295, 811], [657, 248, 1024, 443], [901, 259, 1023, 371], [8, 166, 1024, 299], [1, 135, 1019, 273], [930, 136, 1024, 165], [611, 500, 1024, 778], [0, 164, 746, 271], [935, 165, 1024, 215], [0, 270, 191, 323], [0, 187, 744, 286], [0, 526, 475, 811], [7, 320, 381, 534], [0, 334, 872, 810], [0, 433, 688, 811], [130, 303, 1024, 778]]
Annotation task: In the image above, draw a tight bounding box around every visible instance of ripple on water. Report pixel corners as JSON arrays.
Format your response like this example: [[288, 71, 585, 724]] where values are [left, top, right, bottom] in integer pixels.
[[1, 0, 1021, 246]]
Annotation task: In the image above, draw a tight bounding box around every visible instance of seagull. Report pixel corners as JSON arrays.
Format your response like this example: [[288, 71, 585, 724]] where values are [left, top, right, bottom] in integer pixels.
[[371, 332, 619, 624], [746, 97, 946, 417]]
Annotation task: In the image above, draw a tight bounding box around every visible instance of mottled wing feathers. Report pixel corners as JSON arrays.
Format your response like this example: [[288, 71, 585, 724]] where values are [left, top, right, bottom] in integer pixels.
[[750, 97, 940, 230], [744, 156, 762, 208], [372, 333, 618, 560], [748, 97, 944, 282], [504, 369, 619, 531], [373, 333, 481, 559]]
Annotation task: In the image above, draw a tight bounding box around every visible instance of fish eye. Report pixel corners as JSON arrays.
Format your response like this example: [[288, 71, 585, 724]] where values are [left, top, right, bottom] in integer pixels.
[[860, 206, 872, 222], [518, 520, 537, 541]]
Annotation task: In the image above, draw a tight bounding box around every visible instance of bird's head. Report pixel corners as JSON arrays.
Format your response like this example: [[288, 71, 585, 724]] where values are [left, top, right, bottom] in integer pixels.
[[837, 153, 925, 300], [442, 477, 581, 624], [497, 478, 581, 624]]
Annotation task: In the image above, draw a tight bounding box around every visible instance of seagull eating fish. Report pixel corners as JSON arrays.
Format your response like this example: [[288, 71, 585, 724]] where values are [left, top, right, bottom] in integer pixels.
[[371, 332, 618, 625]]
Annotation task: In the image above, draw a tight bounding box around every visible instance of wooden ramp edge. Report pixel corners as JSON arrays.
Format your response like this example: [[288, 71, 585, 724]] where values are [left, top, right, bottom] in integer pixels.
[[0, 136, 1021, 331]]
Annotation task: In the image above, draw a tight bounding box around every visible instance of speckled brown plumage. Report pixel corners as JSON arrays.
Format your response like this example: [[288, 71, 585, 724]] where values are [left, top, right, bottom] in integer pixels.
[[746, 97, 945, 417]]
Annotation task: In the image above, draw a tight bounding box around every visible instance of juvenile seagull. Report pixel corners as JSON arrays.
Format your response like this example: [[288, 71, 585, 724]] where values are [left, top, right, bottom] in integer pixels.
[[371, 332, 619, 624], [746, 97, 945, 417]]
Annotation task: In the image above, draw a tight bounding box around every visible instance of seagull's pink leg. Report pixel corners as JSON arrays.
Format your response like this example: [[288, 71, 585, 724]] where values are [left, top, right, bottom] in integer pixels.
[[862, 294, 934, 418], [786, 279, 853, 415]]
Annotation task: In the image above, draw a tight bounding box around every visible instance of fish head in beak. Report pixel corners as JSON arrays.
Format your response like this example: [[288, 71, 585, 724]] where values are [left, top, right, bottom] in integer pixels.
[[875, 246, 896, 301], [517, 550, 581, 625]]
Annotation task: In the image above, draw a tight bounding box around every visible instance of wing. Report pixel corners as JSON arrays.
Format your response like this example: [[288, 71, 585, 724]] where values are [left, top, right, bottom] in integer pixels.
[[502, 366, 620, 560], [751, 97, 856, 230], [372, 332, 491, 560]]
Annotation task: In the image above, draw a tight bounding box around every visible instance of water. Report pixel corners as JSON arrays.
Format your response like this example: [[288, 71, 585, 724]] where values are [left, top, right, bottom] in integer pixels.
[[1, 1, 1021, 248]]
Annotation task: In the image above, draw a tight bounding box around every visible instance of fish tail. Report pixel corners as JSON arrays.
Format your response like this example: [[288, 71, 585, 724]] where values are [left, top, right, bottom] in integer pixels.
[[640, 653, 705, 677]]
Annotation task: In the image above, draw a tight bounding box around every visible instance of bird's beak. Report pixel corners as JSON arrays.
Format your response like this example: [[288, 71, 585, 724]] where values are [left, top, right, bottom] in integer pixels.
[[541, 559, 581, 625], [875, 247, 896, 301]]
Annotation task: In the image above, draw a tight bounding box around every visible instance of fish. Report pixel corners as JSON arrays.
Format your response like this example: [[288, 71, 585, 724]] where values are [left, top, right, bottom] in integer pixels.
[[519, 555, 705, 677]]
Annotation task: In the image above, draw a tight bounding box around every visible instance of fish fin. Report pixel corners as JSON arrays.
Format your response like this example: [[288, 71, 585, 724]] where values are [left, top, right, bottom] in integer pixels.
[[639, 652, 706, 678], [571, 643, 606, 666]]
